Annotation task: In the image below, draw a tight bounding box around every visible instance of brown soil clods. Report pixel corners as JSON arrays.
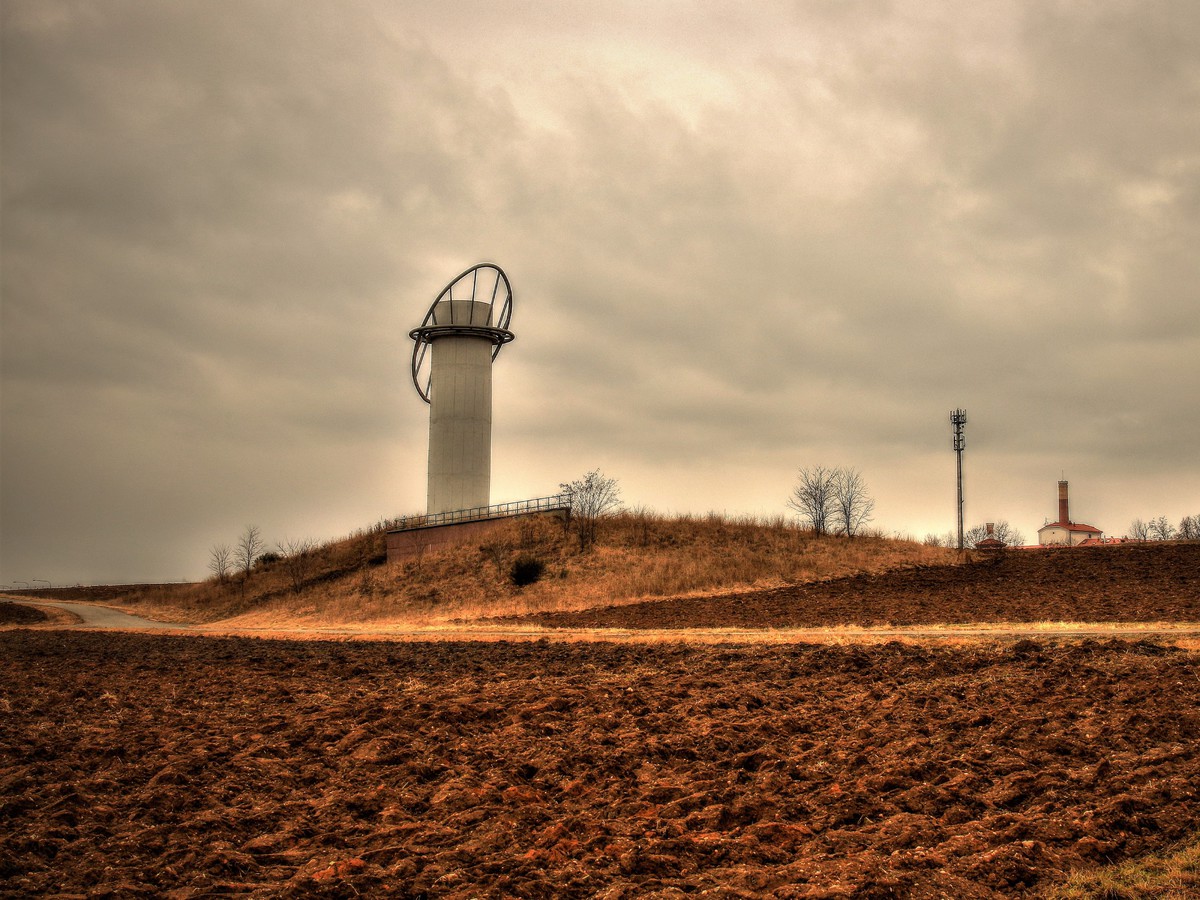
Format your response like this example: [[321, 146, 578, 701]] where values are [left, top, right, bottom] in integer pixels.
[[513, 543, 1200, 630], [2, 631, 1199, 897], [0, 602, 48, 626]]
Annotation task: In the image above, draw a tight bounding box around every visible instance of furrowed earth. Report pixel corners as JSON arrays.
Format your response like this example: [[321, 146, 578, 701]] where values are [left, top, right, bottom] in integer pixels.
[[3, 632, 1200, 898], [504, 543, 1200, 630], [0, 602, 48, 627], [2, 542, 1199, 898]]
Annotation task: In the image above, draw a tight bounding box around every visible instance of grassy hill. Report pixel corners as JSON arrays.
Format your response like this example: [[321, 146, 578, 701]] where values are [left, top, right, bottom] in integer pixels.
[[67, 512, 961, 626]]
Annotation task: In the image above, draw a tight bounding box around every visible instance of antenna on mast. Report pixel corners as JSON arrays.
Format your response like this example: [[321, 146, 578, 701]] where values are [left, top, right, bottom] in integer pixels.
[[950, 408, 967, 551]]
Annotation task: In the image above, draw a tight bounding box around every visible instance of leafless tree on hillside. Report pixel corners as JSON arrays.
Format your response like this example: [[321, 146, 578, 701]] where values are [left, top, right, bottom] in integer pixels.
[[1149, 516, 1176, 541], [560, 469, 622, 551], [788, 466, 876, 537], [1180, 515, 1200, 541], [277, 537, 316, 594], [786, 465, 837, 535], [830, 467, 876, 537], [923, 531, 960, 548], [1128, 518, 1150, 542], [235, 525, 264, 580], [208, 543, 233, 582]]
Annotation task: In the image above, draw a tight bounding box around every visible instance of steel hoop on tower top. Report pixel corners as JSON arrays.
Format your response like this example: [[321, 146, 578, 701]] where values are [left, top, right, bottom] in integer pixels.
[[409, 263, 515, 403]]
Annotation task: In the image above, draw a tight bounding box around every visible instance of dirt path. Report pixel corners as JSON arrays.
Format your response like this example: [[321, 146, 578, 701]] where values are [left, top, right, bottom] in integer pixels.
[[192, 622, 1200, 647], [4, 595, 1200, 646], [0, 596, 185, 630]]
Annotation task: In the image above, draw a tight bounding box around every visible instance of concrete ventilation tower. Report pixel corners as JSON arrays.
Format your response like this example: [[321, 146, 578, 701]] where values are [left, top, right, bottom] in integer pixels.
[[410, 263, 514, 516]]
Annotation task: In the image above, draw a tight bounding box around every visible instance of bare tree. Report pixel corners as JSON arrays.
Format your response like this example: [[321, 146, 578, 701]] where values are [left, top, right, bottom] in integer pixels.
[[1180, 515, 1200, 541], [925, 530, 959, 548], [830, 467, 876, 537], [277, 537, 316, 594], [208, 543, 233, 582], [235, 525, 264, 580], [1129, 518, 1150, 542], [1148, 515, 1176, 541], [964, 521, 1025, 549], [786, 465, 837, 535], [560, 469, 622, 551]]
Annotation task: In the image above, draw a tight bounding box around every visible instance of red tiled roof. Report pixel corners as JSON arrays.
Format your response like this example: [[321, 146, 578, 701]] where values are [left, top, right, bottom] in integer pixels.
[[1038, 521, 1102, 534]]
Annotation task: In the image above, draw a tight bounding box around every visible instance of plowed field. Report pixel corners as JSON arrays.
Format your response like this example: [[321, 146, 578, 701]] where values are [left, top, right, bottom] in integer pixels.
[[512, 543, 1200, 630], [0, 602, 47, 626], [3, 631, 1199, 898]]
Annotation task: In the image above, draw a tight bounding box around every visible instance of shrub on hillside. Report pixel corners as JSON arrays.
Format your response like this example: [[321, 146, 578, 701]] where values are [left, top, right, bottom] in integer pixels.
[[510, 554, 546, 588]]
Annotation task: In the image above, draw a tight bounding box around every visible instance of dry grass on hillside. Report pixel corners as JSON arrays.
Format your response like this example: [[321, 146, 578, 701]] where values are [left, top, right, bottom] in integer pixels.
[[105, 512, 960, 627], [1044, 833, 1200, 899]]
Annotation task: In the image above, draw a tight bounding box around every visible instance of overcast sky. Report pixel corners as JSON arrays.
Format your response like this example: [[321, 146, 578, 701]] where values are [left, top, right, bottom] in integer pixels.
[[3, 0, 1198, 585]]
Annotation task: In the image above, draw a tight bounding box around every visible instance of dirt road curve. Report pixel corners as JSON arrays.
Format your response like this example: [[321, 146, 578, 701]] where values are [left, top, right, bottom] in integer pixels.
[[0, 597, 183, 630], [4, 596, 1200, 644]]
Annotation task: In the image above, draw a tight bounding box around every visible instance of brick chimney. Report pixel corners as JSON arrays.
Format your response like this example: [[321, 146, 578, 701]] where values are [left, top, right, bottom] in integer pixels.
[[1058, 481, 1070, 525]]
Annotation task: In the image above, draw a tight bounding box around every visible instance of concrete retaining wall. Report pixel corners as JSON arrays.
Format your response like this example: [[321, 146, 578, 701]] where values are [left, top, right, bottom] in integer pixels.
[[386, 511, 566, 564]]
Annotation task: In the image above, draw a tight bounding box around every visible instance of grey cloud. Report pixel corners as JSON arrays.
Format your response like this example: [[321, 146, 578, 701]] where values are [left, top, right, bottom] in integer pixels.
[[3, 0, 1197, 583]]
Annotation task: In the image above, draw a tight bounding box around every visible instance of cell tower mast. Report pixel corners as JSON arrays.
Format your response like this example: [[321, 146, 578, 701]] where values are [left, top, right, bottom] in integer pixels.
[[950, 408, 967, 551]]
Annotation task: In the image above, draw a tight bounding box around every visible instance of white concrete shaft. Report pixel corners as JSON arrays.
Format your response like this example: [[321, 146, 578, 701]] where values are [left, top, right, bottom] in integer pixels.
[[427, 300, 495, 515]]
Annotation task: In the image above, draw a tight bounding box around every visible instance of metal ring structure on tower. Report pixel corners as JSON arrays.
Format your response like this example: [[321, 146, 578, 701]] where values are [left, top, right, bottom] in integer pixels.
[[409, 263, 514, 403]]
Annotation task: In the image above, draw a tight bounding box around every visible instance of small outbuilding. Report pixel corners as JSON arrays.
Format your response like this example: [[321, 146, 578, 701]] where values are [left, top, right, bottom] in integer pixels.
[[975, 522, 1006, 551]]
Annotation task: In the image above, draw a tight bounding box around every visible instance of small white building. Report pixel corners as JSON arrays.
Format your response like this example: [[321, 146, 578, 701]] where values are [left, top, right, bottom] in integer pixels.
[[1037, 480, 1103, 546]]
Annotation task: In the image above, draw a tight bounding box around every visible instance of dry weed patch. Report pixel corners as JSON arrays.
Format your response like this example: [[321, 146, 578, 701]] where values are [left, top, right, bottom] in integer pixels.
[[1044, 831, 1200, 899]]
